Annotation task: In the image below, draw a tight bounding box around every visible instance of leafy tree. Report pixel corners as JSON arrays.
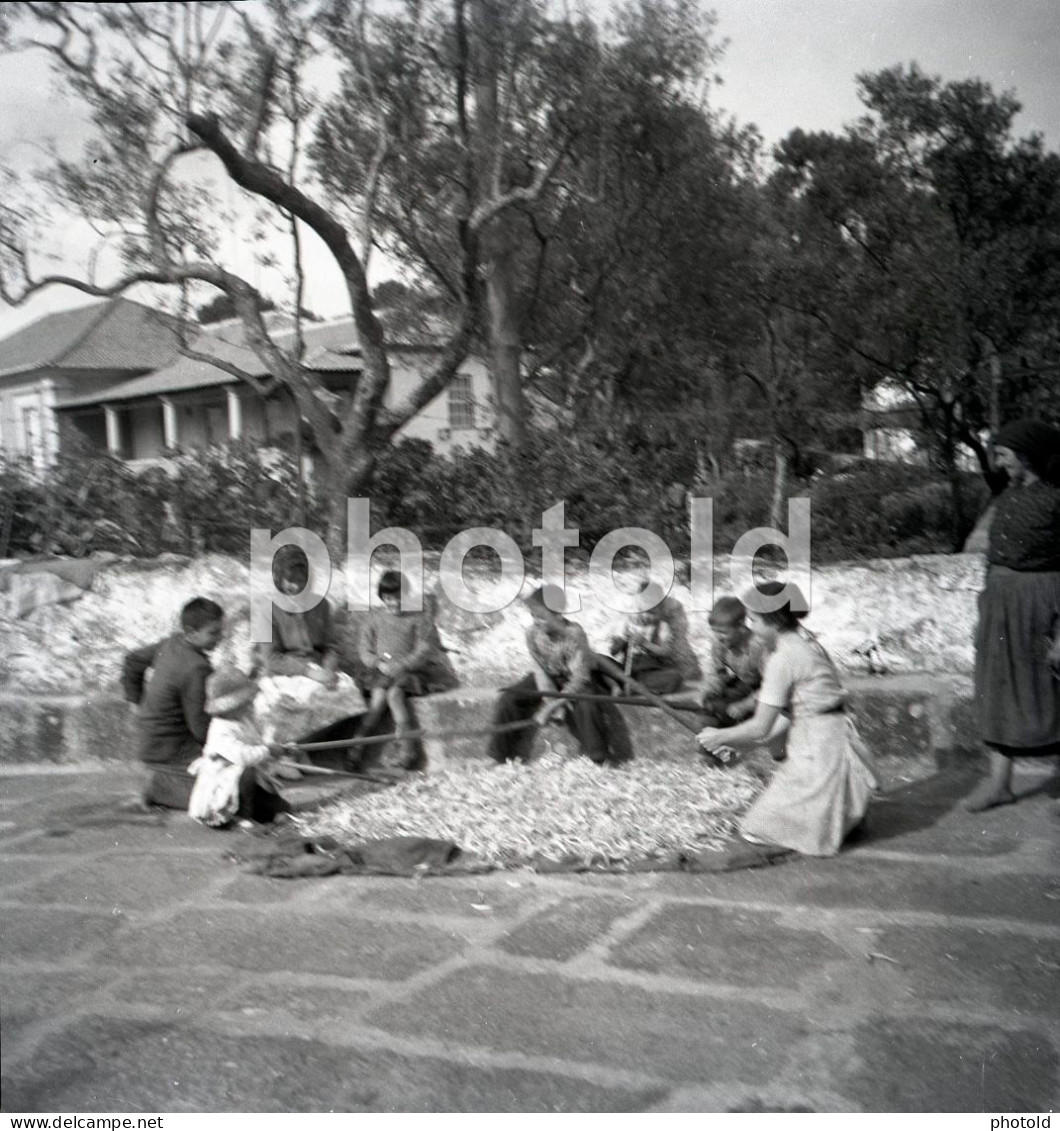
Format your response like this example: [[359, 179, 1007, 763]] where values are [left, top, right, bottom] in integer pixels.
[[0, 0, 575, 548], [312, 0, 728, 461], [769, 65, 1060, 539]]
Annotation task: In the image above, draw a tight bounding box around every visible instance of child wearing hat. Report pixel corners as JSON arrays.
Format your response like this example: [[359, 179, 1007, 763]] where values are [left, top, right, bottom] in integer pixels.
[[188, 666, 292, 828]]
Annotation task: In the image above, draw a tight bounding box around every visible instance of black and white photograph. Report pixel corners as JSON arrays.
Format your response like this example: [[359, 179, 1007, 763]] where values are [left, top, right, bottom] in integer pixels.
[[1, 0, 1058, 1118]]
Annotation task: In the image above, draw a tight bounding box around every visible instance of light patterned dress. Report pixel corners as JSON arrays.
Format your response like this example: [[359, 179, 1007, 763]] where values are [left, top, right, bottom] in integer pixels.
[[740, 628, 878, 856]]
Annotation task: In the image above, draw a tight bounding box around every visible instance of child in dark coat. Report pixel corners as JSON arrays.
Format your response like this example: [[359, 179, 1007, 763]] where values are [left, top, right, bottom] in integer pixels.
[[122, 597, 225, 809]]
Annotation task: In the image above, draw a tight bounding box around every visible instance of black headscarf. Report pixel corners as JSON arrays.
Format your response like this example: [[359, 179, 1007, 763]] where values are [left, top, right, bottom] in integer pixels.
[[995, 419, 1060, 484]]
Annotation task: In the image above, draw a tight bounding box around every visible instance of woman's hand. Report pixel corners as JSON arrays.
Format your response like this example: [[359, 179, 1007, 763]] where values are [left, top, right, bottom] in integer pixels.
[[698, 726, 724, 751]]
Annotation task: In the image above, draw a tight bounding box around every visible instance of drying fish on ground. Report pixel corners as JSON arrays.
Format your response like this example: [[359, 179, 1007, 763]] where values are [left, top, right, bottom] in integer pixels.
[[303, 743, 764, 868]]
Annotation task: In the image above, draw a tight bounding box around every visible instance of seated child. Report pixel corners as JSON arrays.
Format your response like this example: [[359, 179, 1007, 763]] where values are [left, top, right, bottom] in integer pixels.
[[607, 581, 684, 694], [358, 570, 458, 767], [122, 597, 225, 809], [700, 596, 769, 727], [490, 585, 630, 765], [188, 666, 292, 828], [260, 549, 362, 689]]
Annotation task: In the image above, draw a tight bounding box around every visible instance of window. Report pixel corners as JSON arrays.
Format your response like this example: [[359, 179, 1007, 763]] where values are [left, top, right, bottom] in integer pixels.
[[447, 374, 475, 430]]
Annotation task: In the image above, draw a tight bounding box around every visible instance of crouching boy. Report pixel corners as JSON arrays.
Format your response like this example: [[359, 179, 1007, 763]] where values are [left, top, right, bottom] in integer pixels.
[[122, 597, 225, 809]]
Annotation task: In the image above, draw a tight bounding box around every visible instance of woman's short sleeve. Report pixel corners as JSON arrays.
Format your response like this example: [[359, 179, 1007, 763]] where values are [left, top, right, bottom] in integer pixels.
[[757, 646, 795, 710]]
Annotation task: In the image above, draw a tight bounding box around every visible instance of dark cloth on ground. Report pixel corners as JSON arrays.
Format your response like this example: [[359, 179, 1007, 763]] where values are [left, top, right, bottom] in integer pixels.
[[488, 672, 631, 764], [231, 828, 792, 878], [233, 830, 474, 878]]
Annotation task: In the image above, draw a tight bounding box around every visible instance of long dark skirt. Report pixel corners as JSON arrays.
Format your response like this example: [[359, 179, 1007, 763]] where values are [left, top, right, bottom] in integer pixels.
[[974, 565, 1060, 754]]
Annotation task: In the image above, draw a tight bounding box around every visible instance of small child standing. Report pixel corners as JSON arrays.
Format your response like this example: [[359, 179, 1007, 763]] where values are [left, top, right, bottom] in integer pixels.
[[122, 597, 225, 810], [358, 570, 457, 767], [189, 666, 292, 828]]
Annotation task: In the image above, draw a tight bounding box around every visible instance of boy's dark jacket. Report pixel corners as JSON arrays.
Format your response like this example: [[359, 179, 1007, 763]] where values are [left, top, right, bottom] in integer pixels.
[[122, 634, 213, 763]]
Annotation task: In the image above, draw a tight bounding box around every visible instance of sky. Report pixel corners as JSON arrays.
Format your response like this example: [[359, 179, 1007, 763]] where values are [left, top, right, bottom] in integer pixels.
[[1, 0, 1058, 340]]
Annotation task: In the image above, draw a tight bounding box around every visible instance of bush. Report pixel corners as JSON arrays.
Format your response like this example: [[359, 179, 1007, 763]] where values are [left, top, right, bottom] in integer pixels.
[[1, 433, 988, 565], [0, 442, 325, 559]]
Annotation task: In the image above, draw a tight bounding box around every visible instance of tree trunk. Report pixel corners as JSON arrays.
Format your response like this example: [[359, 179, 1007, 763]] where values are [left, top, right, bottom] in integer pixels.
[[320, 449, 377, 563], [471, 0, 528, 456], [484, 215, 528, 454], [768, 439, 789, 531]]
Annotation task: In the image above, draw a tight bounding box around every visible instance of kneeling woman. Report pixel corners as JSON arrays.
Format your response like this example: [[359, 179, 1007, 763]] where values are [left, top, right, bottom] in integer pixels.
[[698, 581, 878, 857]]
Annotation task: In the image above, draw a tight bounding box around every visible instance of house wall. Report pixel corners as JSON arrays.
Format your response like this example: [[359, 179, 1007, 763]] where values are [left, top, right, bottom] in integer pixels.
[[388, 354, 495, 454], [46, 353, 495, 469], [0, 375, 57, 468], [1, 367, 150, 467]]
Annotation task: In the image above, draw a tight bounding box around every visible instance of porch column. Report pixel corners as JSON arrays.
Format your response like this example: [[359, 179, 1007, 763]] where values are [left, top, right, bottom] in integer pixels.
[[104, 406, 122, 457], [160, 397, 178, 450], [40, 378, 59, 466], [226, 387, 243, 440]]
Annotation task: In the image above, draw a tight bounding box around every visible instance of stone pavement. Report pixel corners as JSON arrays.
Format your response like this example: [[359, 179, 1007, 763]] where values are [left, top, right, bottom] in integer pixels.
[[1, 762, 1058, 1114]]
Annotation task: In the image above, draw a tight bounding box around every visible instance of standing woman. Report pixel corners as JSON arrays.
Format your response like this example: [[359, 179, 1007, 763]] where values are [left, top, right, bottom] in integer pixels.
[[698, 581, 878, 856], [966, 419, 1060, 811]]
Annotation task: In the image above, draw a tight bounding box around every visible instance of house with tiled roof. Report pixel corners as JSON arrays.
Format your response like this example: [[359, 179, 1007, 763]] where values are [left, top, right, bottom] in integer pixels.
[[0, 299, 182, 468], [54, 312, 495, 465]]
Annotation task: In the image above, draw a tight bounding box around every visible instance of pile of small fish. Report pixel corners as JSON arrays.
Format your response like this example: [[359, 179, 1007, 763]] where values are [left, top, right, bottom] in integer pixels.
[[304, 743, 764, 868]]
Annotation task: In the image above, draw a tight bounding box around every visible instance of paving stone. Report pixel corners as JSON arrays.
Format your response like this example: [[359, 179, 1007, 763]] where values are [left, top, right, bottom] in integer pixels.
[[367, 964, 806, 1085], [795, 860, 1060, 923], [855, 799, 1021, 857], [18, 853, 223, 912], [0, 1014, 666, 1113], [652, 855, 1060, 922], [0, 853, 67, 891], [874, 924, 1060, 1013], [215, 873, 310, 904], [104, 908, 465, 980], [496, 895, 635, 961], [351, 876, 539, 918], [1, 818, 210, 855], [219, 980, 374, 1024], [0, 906, 128, 962], [0, 771, 112, 800], [0, 967, 113, 1023], [840, 1016, 1059, 1112], [609, 903, 849, 988], [111, 969, 246, 1013]]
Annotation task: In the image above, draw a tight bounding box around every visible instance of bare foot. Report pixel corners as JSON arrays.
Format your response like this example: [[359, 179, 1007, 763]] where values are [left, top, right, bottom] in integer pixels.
[[964, 785, 1016, 812]]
